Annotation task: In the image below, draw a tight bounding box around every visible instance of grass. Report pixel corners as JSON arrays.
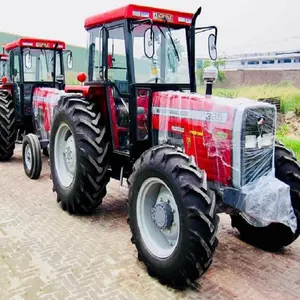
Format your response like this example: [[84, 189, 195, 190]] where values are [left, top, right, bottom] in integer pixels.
[[198, 82, 300, 113], [276, 124, 300, 160]]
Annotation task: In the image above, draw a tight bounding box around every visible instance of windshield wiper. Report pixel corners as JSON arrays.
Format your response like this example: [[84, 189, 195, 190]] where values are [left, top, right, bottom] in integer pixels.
[[163, 17, 180, 61]]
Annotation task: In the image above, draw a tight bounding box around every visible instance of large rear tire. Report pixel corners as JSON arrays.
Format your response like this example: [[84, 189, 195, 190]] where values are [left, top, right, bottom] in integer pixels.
[[128, 145, 219, 287], [50, 95, 111, 214], [0, 91, 16, 161], [231, 142, 300, 251]]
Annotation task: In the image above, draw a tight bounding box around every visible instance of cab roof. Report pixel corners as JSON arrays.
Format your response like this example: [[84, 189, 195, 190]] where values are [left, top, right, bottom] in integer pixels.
[[4, 38, 66, 52], [84, 4, 193, 29]]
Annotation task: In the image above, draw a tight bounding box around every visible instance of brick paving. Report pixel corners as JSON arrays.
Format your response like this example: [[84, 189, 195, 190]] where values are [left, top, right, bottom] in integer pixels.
[[0, 145, 300, 300]]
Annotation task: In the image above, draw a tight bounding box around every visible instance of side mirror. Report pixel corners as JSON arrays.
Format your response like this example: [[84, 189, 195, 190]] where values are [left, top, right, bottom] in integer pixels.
[[144, 27, 155, 59], [25, 53, 32, 69], [67, 53, 73, 69], [208, 34, 217, 61]]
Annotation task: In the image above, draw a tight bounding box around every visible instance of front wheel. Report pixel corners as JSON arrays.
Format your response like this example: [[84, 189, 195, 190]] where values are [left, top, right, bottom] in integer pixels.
[[231, 142, 300, 251], [22, 134, 42, 179], [128, 145, 219, 287]]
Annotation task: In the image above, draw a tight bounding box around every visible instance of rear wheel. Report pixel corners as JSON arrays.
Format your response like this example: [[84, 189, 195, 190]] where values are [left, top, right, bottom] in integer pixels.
[[128, 145, 219, 287], [50, 95, 111, 214], [22, 134, 42, 179], [0, 91, 16, 161], [231, 142, 300, 251]]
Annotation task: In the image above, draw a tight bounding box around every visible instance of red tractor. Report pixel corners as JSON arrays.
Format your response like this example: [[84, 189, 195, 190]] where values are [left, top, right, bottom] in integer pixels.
[[48, 4, 300, 287], [0, 37, 73, 173]]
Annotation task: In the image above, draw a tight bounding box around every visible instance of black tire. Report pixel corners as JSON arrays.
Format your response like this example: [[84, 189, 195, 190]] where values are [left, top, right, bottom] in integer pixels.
[[22, 134, 42, 179], [42, 147, 49, 157], [50, 95, 111, 214], [0, 90, 16, 161], [128, 145, 219, 287], [231, 142, 300, 251]]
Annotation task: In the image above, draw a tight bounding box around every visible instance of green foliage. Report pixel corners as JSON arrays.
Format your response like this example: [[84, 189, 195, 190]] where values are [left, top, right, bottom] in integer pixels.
[[198, 83, 300, 113], [197, 59, 226, 84], [276, 134, 300, 160], [277, 124, 289, 137]]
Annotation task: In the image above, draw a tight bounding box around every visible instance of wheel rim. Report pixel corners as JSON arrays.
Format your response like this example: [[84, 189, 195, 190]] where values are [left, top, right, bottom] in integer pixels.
[[136, 177, 180, 258], [24, 144, 32, 170], [54, 123, 76, 188]]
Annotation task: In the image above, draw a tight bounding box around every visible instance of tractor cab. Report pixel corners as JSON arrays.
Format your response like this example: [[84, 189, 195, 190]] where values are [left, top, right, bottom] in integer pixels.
[[3, 38, 73, 122], [74, 4, 217, 160], [0, 54, 8, 78]]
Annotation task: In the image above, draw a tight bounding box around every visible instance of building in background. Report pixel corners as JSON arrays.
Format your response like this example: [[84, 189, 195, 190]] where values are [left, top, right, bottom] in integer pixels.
[[221, 50, 300, 70]]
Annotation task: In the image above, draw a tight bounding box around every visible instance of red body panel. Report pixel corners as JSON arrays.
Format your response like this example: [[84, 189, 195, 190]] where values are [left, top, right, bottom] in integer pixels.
[[152, 92, 234, 186], [4, 38, 66, 51], [0, 54, 8, 60], [64, 85, 90, 96], [33, 88, 67, 133], [0, 82, 12, 92], [84, 4, 193, 29], [107, 87, 120, 149]]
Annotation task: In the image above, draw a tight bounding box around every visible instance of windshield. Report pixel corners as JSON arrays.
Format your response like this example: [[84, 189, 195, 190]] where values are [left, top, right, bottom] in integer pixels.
[[22, 48, 62, 82], [132, 24, 189, 84], [0, 59, 7, 77]]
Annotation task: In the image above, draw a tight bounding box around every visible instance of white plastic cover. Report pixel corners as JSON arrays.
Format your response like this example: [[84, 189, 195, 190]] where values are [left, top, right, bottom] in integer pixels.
[[240, 172, 297, 232], [151, 91, 297, 232]]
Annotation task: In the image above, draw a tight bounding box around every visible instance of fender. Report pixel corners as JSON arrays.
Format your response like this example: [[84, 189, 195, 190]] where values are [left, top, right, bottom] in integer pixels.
[[64, 85, 90, 96], [0, 82, 13, 93], [64, 85, 106, 98]]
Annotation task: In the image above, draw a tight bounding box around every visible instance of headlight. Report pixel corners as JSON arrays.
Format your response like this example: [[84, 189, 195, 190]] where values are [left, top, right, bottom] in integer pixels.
[[245, 135, 257, 149], [258, 133, 274, 148], [245, 133, 274, 149]]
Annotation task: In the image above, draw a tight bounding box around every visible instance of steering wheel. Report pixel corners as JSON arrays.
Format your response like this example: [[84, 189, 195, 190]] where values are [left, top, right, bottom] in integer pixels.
[[145, 77, 165, 83]]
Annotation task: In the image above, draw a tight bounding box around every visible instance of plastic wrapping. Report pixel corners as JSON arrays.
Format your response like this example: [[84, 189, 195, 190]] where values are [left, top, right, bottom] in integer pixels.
[[151, 90, 297, 232], [240, 173, 296, 232], [32, 87, 66, 142]]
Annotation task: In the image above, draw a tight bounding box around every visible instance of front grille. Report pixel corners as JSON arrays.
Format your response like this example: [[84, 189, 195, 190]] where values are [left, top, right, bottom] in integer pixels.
[[240, 106, 276, 186]]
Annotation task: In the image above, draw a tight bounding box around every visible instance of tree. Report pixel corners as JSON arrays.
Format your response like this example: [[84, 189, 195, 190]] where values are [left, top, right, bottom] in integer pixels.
[[197, 59, 226, 84]]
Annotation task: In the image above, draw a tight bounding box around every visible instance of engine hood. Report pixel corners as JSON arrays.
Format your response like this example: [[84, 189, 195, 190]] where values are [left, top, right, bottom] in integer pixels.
[[152, 91, 275, 111]]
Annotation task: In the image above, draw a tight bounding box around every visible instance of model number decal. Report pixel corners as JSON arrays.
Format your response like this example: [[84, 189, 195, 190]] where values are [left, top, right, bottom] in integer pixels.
[[153, 107, 228, 124], [171, 126, 184, 133]]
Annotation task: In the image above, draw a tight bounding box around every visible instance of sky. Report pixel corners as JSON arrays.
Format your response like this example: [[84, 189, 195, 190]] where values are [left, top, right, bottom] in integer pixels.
[[0, 0, 299, 56]]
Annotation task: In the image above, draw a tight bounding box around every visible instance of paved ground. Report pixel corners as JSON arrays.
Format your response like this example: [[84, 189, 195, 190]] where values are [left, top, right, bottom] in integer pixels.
[[1, 145, 300, 300]]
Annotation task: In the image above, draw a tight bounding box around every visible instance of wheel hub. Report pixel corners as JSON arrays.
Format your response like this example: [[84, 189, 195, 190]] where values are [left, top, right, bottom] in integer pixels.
[[54, 123, 77, 188], [63, 136, 75, 173], [24, 144, 32, 170], [151, 201, 174, 230]]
